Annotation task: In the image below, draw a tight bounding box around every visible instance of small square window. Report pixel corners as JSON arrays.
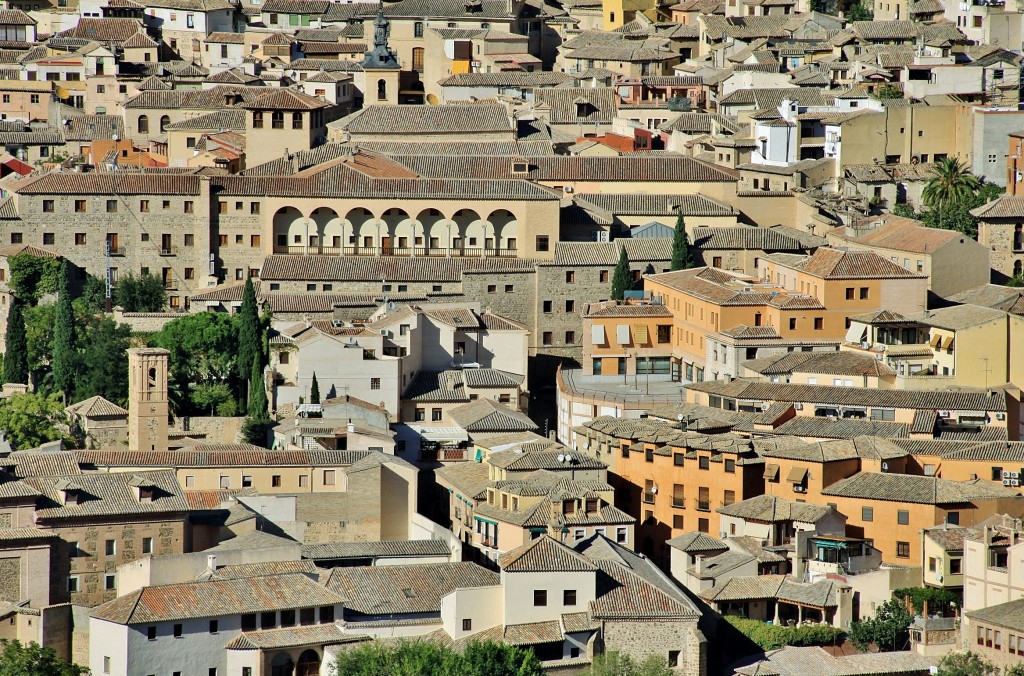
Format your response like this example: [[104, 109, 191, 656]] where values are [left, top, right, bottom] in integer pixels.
[[147, 626, 157, 640], [533, 590, 547, 606], [862, 507, 873, 521], [173, 623, 183, 638], [563, 589, 577, 605], [142, 537, 153, 554], [462, 618, 472, 631], [104, 575, 116, 590]]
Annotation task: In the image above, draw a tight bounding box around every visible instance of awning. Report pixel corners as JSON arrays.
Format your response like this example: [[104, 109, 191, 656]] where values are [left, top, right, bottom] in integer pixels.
[[787, 466, 808, 483], [616, 324, 630, 345], [419, 428, 469, 443], [930, 333, 942, 347], [634, 324, 649, 344], [474, 515, 498, 525], [844, 323, 867, 344], [591, 324, 606, 345], [941, 335, 954, 350], [764, 464, 779, 480]]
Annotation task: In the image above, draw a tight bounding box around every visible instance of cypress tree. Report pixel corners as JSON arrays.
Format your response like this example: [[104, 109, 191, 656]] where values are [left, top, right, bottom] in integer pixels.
[[610, 245, 631, 301], [310, 372, 321, 404], [3, 299, 28, 384], [671, 213, 693, 271], [248, 358, 268, 419], [51, 260, 76, 401], [236, 275, 261, 404]]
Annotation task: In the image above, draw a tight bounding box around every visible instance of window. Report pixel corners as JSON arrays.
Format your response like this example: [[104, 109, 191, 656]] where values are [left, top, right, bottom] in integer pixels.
[[208, 620, 218, 634], [566, 271, 575, 283], [845, 287, 855, 300], [271, 111, 284, 129], [414, 20, 424, 36], [251, 202, 260, 215], [542, 331, 553, 345], [950, 558, 962, 574], [173, 623, 183, 638], [698, 456, 709, 470], [272, 475, 281, 487], [370, 378, 381, 390], [42, 199, 54, 212], [415, 408, 425, 421], [859, 287, 869, 299], [462, 618, 472, 631], [147, 626, 157, 640], [252, 111, 263, 128], [564, 589, 577, 605], [504, 284, 513, 292], [242, 614, 257, 631], [292, 112, 303, 129], [543, 300, 552, 313], [320, 606, 334, 623], [241, 475, 253, 488], [9, 233, 20, 244], [142, 537, 153, 554], [896, 541, 910, 558], [323, 470, 335, 485], [600, 270, 609, 283], [68, 577, 79, 593], [947, 512, 960, 526], [862, 507, 873, 521], [432, 408, 442, 421], [75, 200, 86, 213], [565, 299, 575, 312], [105, 539, 116, 556], [103, 657, 110, 674], [138, 115, 149, 133], [814, 317, 823, 330], [280, 609, 295, 627], [897, 510, 909, 525], [725, 459, 735, 473], [565, 331, 575, 343], [533, 590, 547, 606], [536, 235, 550, 252]]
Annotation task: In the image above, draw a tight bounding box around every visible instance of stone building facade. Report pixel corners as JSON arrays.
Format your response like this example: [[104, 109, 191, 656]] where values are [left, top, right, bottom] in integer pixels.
[[973, 196, 1024, 282]]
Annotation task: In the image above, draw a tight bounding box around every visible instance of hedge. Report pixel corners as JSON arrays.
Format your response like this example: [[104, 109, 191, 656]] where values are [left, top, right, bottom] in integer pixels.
[[724, 616, 846, 651]]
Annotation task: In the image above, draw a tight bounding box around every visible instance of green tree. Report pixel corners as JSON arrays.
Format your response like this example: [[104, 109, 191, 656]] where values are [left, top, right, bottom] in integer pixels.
[[670, 214, 694, 271], [236, 276, 262, 404], [74, 275, 108, 315], [72, 316, 131, 405], [0, 639, 87, 676], [611, 245, 631, 300], [846, 2, 873, 19], [872, 83, 903, 100], [248, 358, 268, 419], [310, 372, 321, 405], [892, 587, 960, 616], [8, 254, 61, 306], [460, 640, 545, 676], [1007, 275, 1024, 288], [113, 272, 166, 312], [3, 299, 28, 385], [936, 651, 996, 676], [192, 383, 238, 417], [149, 312, 240, 415], [51, 260, 76, 402], [923, 157, 981, 212], [848, 599, 913, 652], [0, 392, 67, 450], [22, 304, 55, 380]]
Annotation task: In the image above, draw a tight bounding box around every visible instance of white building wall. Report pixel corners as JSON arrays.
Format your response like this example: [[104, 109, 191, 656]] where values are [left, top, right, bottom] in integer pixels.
[[501, 570, 596, 626], [441, 585, 504, 640]]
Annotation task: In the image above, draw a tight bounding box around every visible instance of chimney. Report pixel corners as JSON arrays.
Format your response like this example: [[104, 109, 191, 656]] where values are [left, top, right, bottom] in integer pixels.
[[206, 554, 217, 573], [347, 422, 356, 434], [695, 554, 706, 575]]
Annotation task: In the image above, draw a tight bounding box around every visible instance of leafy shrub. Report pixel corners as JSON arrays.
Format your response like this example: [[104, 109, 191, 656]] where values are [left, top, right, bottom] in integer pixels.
[[724, 616, 845, 651]]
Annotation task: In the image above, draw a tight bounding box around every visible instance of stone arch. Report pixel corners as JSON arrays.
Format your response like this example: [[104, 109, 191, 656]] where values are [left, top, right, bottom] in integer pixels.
[[381, 207, 413, 253], [452, 208, 483, 253], [310, 207, 342, 252], [296, 649, 321, 676], [345, 207, 377, 253], [272, 207, 305, 252], [488, 209, 519, 254], [417, 208, 446, 253], [270, 651, 294, 676]]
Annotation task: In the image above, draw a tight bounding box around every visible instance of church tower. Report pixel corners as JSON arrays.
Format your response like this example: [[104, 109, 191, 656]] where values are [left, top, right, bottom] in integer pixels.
[[128, 348, 169, 452], [361, 1, 401, 105]]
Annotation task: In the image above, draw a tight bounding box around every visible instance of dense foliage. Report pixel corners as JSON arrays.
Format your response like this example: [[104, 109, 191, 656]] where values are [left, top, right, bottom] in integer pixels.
[[113, 272, 166, 312], [0, 640, 87, 676], [890, 160, 1002, 239], [149, 312, 241, 415], [329, 640, 544, 676], [724, 616, 846, 651], [848, 599, 913, 652], [892, 587, 960, 616], [0, 393, 69, 450], [51, 261, 76, 401], [583, 651, 675, 676], [3, 299, 28, 385], [8, 254, 61, 305]]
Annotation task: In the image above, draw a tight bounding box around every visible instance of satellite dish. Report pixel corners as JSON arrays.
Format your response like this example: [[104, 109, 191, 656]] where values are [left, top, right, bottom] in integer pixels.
[[557, 454, 565, 462], [388, 301, 396, 309], [426, 92, 440, 105], [651, 485, 658, 494]]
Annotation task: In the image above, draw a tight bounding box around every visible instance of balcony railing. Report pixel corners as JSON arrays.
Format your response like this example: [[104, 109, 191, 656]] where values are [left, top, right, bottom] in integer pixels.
[[107, 245, 125, 256], [672, 497, 685, 508], [159, 246, 177, 256], [643, 491, 656, 504], [271, 245, 519, 258], [695, 500, 711, 512], [163, 279, 177, 290], [420, 447, 469, 462]]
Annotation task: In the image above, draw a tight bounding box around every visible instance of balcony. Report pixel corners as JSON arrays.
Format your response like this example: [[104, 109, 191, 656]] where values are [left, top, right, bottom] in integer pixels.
[[271, 245, 519, 258], [419, 446, 469, 462], [107, 245, 125, 256], [695, 500, 711, 512], [672, 497, 685, 508], [159, 246, 177, 256], [163, 279, 177, 290]]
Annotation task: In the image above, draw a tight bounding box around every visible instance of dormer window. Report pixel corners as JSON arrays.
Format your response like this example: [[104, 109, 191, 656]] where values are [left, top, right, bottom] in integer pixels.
[[563, 500, 575, 515], [512, 161, 528, 173], [586, 498, 598, 514]]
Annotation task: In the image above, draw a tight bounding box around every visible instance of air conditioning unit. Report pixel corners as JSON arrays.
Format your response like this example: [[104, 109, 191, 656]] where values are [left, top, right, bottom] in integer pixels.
[[997, 412, 1006, 421], [793, 485, 806, 493], [937, 410, 951, 418], [793, 403, 803, 410]]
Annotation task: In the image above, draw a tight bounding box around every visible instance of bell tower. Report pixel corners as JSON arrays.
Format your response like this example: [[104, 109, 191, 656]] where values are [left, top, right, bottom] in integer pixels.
[[361, 1, 401, 105], [128, 348, 169, 452]]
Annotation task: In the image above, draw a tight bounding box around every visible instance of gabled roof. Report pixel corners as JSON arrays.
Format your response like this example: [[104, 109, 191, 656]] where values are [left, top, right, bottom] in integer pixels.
[[766, 248, 925, 279], [92, 573, 341, 624], [333, 103, 512, 135], [323, 562, 498, 614], [65, 395, 128, 418], [499, 534, 599, 572], [449, 399, 537, 433], [822, 471, 1021, 504], [717, 494, 835, 523]]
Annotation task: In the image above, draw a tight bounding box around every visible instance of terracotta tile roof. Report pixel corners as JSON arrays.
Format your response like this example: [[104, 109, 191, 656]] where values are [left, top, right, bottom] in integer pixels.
[[771, 416, 908, 440], [0, 527, 57, 541], [24, 469, 188, 520], [666, 531, 727, 553], [717, 494, 834, 523], [241, 88, 328, 111], [75, 448, 371, 468], [11, 172, 202, 195], [502, 620, 563, 646], [733, 646, 933, 676], [967, 599, 1024, 633], [65, 395, 128, 418], [923, 524, 968, 551], [822, 471, 1021, 504], [259, 255, 538, 282], [827, 217, 963, 254], [686, 379, 1008, 412], [335, 103, 512, 135], [301, 539, 451, 561], [8, 450, 81, 477], [576, 193, 736, 217], [500, 535, 599, 572], [439, 71, 573, 87], [323, 562, 498, 614], [449, 399, 537, 433], [436, 460, 490, 500], [584, 302, 673, 318], [184, 488, 237, 510], [692, 226, 807, 250], [0, 9, 34, 24], [261, 0, 331, 12], [225, 623, 365, 650], [92, 573, 340, 624], [207, 560, 319, 580], [56, 18, 144, 43], [767, 248, 924, 279]]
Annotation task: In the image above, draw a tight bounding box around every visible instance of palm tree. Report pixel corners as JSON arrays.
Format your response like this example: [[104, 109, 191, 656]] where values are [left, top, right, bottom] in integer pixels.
[[922, 157, 980, 210]]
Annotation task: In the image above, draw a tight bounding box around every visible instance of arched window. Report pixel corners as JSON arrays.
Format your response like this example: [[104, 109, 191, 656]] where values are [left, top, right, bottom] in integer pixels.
[[147, 367, 157, 388], [377, 78, 386, 101], [137, 115, 149, 134], [159, 115, 170, 132], [1014, 259, 1022, 278]]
